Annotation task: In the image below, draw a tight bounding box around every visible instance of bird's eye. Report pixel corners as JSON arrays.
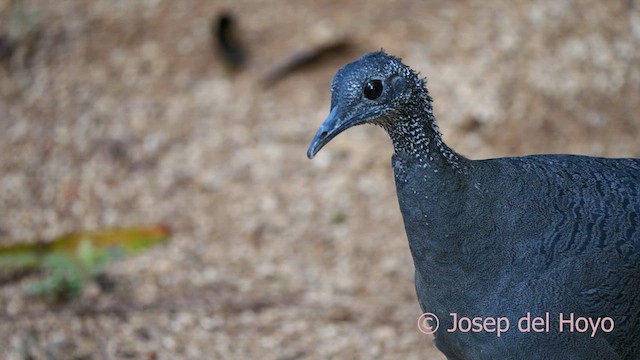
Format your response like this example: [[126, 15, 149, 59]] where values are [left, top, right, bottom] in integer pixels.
[[363, 80, 383, 100]]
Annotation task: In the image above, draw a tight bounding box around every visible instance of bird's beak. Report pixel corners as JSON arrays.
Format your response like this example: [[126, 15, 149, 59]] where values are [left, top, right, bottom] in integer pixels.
[[307, 107, 354, 159]]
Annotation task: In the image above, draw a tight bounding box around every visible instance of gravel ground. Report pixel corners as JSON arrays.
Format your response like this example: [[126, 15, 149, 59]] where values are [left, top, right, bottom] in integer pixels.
[[1, 0, 639, 359]]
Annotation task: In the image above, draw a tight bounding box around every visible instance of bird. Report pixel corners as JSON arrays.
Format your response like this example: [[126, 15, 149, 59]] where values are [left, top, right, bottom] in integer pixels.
[[307, 51, 640, 360]]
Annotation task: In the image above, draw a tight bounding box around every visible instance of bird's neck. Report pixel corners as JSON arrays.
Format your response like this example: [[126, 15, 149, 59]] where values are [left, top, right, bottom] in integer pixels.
[[387, 104, 475, 294], [383, 102, 464, 171]]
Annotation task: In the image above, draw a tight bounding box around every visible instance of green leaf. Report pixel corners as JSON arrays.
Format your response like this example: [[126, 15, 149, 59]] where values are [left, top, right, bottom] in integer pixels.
[[0, 224, 171, 301], [0, 224, 171, 271]]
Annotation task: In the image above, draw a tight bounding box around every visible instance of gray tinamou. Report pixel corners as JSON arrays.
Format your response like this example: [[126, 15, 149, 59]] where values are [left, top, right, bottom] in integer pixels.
[[307, 51, 640, 360]]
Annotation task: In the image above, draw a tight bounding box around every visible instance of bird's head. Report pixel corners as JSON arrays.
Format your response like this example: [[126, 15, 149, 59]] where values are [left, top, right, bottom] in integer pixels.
[[307, 51, 426, 159]]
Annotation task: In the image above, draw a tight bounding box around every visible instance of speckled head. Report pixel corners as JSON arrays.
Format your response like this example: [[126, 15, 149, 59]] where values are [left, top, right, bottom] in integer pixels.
[[307, 51, 429, 159]]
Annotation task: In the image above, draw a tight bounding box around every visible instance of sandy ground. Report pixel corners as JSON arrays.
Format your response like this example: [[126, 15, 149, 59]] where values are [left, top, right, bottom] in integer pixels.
[[1, 0, 639, 359]]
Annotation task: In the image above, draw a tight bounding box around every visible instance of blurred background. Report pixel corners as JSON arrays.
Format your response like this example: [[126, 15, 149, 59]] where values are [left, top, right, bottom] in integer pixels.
[[1, 0, 639, 359]]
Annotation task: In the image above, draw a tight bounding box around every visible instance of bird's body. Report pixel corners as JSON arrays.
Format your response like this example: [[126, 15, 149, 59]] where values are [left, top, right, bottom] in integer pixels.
[[307, 51, 640, 359], [396, 150, 640, 359]]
